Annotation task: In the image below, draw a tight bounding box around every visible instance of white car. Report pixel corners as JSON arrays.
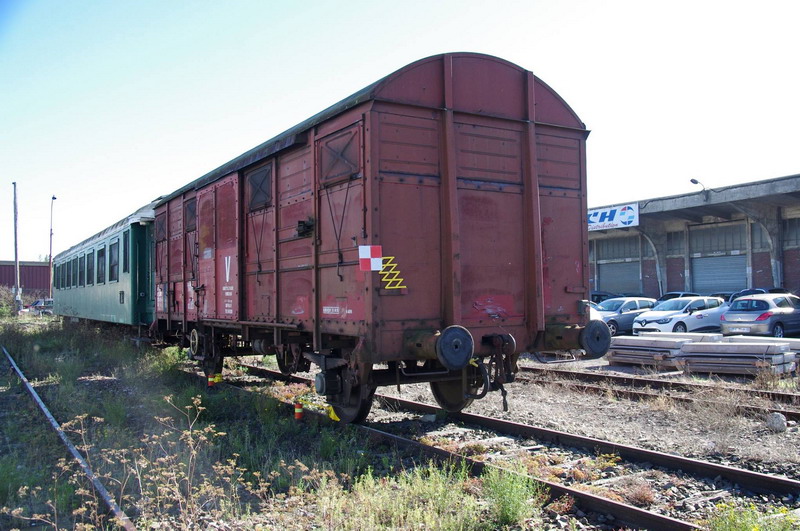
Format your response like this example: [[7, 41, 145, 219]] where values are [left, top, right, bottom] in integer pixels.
[[632, 296, 727, 334]]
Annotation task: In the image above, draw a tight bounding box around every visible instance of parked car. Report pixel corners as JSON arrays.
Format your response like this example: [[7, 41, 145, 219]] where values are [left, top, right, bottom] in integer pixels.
[[708, 292, 734, 301], [595, 297, 657, 336], [720, 293, 800, 337], [728, 287, 792, 303], [29, 298, 54, 316], [655, 291, 699, 303], [591, 290, 622, 304], [728, 288, 767, 303], [632, 296, 727, 334]]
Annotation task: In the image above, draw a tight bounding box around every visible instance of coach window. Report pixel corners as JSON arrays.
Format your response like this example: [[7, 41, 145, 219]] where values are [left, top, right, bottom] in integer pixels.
[[247, 163, 272, 211], [109, 240, 119, 282], [123, 230, 130, 274], [97, 246, 106, 284], [86, 250, 94, 286], [79, 255, 85, 287], [71, 257, 78, 288]]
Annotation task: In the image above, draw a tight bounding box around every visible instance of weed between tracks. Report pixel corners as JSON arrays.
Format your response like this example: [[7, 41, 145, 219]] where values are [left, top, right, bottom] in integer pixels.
[[0, 319, 548, 529]]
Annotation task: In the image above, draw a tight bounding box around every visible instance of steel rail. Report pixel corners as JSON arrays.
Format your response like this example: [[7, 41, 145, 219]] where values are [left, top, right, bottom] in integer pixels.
[[2, 346, 136, 531], [225, 363, 699, 530], [357, 423, 699, 531], [516, 375, 800, 422], [237, 362, 800, 496], [519, 365, 800, 405]]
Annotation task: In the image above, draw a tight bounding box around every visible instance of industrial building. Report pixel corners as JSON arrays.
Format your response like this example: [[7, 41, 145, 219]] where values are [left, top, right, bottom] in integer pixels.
[[588, 173, 800, 298], [0, 261, 51, 296]]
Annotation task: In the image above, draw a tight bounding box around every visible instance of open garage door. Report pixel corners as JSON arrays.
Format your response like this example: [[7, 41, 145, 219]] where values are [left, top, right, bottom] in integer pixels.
[[691, 255, 747, 293]]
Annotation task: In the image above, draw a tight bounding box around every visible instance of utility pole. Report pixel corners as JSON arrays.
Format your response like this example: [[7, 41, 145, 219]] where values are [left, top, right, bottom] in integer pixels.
[[13, 182, 22, 314], [49, 195, 56, 298]]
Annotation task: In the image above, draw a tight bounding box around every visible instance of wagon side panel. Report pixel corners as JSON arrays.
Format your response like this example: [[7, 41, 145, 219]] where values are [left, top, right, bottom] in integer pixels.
[[214, 176, 240, 320], [369, 109, 443, 358], [197, 186, 217, 318], [276, 147, 314, 326], [536, 126, 588, 330], [154, 208, 169, 320], [455, 117, 526, 329], [243, 162, 276, 321], [183, 193, 198, 323], [168, 198, 185, 323], [316, 121, 369, 334]]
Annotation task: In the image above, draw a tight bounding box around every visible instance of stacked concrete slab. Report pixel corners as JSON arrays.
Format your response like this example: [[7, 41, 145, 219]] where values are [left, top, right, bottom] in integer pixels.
[[606, 333, 798, 375], [605, 336, 692, 367], [675, 341, 796, 375]]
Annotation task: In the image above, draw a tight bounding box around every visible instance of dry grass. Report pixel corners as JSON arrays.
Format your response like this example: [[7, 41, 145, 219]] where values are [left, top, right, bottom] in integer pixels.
[[1, 320, 556, 530]]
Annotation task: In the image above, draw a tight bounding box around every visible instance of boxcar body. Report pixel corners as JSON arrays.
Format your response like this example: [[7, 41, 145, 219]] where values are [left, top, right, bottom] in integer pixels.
[[53, 53, 609, 422], [53, 203, 156, 326], [151, 53, 608, 421]]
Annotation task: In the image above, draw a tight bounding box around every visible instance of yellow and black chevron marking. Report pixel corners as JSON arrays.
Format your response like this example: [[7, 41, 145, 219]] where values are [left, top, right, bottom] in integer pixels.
[[380, 256, 407, 289]]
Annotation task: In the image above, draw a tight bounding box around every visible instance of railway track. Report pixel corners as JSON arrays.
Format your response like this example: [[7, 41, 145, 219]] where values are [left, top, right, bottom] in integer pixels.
[[226, 362, 699, 530], [232, 360, 800, 528], [519, 365, 800, 404], [518, 365, 800, 421], [2, 346, 135, 531]]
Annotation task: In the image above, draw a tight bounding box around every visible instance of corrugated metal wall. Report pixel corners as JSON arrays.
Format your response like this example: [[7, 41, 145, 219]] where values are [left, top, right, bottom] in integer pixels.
[[0, 262, 50, 292]]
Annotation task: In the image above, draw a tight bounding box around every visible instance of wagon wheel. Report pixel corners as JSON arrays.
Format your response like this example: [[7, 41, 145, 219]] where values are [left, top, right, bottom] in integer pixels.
[[189, 329, 201, 358], [430, 374, 481, 412], [202, 339, 224, 378], [332, 385, 376, 424], [276, 346, 295, 375]]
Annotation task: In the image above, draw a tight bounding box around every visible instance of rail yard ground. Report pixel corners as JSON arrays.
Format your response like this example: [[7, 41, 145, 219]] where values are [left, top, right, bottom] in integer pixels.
[[1, 317, 799, 529]]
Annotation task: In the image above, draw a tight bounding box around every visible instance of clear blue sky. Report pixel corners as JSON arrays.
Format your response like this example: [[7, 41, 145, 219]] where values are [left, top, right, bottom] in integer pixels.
[[3, 0, 799, 261]]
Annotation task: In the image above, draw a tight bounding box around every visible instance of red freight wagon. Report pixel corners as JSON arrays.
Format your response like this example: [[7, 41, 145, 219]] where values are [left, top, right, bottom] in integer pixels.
[[154, 53, 610, 422]]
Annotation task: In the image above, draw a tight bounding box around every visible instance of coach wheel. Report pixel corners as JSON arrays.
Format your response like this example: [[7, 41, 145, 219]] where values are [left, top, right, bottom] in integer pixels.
[[189, 329, 201, 358], [430, 373, 481, 412], [332, 385, 376, 424]]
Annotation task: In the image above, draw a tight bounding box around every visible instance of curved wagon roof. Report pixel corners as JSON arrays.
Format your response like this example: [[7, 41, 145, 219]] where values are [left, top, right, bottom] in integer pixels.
[[156, 52, 585, 206]]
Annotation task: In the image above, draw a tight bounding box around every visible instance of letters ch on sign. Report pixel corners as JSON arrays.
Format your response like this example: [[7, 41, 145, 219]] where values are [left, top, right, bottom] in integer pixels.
[[587, 204, 639, 231]]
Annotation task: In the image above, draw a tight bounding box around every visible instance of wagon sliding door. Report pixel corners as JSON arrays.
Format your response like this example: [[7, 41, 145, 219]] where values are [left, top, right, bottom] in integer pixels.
[[197, 174, 240, 320], [315, 123, 366, 337]]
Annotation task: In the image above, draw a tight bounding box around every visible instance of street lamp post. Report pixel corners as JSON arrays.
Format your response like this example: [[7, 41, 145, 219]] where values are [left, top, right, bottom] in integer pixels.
[[49, 195, 56, 298]]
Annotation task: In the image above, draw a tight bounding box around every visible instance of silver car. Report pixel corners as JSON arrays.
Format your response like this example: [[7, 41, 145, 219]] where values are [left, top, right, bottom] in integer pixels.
[[596, 297, 657, 336], [720, 293, 800, 337]]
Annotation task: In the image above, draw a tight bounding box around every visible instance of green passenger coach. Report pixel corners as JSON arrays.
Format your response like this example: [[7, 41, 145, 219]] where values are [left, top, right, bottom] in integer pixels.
[[53, 202, 156, 327]]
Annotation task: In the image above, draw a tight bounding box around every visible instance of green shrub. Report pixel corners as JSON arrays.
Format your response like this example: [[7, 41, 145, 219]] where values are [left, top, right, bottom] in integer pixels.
[[482, 464, 547, 527], [707, 502, 798, 531]]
